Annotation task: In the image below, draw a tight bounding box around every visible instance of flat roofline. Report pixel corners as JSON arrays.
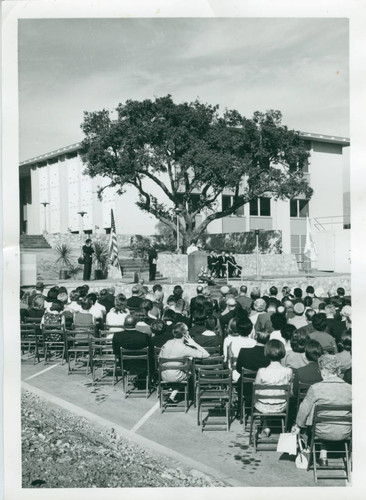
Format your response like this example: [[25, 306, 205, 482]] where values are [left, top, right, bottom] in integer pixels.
[[19, 130, 350, 168]]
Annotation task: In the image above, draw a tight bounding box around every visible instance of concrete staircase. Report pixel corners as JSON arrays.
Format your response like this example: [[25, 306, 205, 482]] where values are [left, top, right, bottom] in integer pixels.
[[20, 234, 52, 250], [119, 258, 164, 281]]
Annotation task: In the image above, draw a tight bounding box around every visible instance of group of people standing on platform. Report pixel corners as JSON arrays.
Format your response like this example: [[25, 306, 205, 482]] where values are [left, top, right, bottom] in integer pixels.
[[207, 250, 242, 279]]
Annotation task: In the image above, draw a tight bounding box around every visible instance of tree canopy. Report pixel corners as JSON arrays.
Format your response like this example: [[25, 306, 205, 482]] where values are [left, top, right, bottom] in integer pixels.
[[80, 95, 312, 250]]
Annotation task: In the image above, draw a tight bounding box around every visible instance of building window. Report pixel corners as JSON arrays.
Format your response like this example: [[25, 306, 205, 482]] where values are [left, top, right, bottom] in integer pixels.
[[222, 195, 244, 216], [250, 197, 271, 216], [290, 199, 309, 218]]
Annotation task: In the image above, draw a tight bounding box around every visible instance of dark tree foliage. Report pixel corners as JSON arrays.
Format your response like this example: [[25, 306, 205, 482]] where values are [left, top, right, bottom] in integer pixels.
[[80, 95, 312, 250]]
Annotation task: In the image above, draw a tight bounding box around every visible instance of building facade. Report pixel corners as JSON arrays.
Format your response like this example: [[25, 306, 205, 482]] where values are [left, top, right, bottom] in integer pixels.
[[19, 132, 350, 271]]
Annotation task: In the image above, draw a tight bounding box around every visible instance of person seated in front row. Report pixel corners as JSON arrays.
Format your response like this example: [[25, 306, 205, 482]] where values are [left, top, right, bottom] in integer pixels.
[[150, 319, 174, 348], [292, 354, 352, 466]]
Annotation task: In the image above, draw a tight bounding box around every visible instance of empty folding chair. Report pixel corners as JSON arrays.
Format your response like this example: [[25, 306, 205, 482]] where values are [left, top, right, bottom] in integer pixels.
[[21, 323, 40, 364], [67, 329, 92, 375], [196, 367, 233, 431], [89, 337, 118, 386]]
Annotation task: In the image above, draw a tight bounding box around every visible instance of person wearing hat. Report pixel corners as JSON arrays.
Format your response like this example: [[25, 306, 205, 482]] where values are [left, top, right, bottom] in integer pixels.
[[127, 285, 144, 311], [288, 302, 308, 329]]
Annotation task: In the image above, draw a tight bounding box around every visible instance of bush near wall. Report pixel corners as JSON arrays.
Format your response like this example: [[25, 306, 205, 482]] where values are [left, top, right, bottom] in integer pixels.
[[198, 230, 282, 254]]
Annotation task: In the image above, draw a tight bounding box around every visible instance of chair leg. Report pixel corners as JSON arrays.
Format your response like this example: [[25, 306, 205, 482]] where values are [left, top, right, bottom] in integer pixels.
[[344, 442, 350, 481]]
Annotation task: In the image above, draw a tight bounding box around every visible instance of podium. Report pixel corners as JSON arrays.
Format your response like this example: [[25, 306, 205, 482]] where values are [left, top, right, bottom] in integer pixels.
[[188, 251, 207, 282]]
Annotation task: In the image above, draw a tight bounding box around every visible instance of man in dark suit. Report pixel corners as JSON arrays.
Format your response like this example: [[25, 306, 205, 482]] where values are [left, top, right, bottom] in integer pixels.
[[292, 339, 323, 396], [207, 251, 218, 274], [217, 251, 227, 278], [126, 285, 144, 311], [112, 315, 151, 376], [228, 252, 242, 278], [189, 285, 204, 317], [148, 242, 158, 282]]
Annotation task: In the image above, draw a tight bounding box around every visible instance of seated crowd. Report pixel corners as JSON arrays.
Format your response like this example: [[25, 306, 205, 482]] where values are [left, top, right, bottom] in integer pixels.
[[20, 281, 352, 459]]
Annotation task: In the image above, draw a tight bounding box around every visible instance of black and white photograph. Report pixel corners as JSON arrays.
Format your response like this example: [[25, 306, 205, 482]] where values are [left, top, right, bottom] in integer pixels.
[[2, 0, 366, 497]]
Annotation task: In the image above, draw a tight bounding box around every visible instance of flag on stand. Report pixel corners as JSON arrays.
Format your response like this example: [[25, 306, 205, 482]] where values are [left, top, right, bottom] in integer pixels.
[[304, 217, 317, 262], [109, 209, 121, 274]]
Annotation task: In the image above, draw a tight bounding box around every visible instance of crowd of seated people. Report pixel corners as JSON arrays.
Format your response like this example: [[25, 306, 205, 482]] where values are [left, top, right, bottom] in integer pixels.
[[20, 281, 352, 454]]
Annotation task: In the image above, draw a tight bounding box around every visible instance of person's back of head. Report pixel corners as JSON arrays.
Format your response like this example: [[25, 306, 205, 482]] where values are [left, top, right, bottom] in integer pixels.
[[163, 308, 176, 323], [250, 288, 261, 302], [237, 318, 253, 337], [306, 285, 315, 295], [32, 294, 45, 310], [312, 313, 327, 332], [47, 287, 59, 303], [303, 296, 313, 308], [305, 339, 324, 362], [196, 285, 204, 295], [87, 293, 97, 305], [283, 299, 294, 311], [255, 330, 270, 345], [280, 324, 296, 342], [172, 322, 187, 339], [141, 299, 153, 314], [194, 295, 205, 310], [220, 285, 230, 298], [227, 317, 239, 337], [57, 292, 68, 305], [152, 284, 163, 293], [77, 286, 87, 299], [337, 287, 345, 297], [79, 297, 92, 311], [230, 286, 238, 297], [239, 284, 248, 295], [50, 300, 64, 313], [99, 289, 108, 300], [290, 330, 309, 353], [337, 331, 352, 352], [204, 316, 217, 331], [193, 311, 206, 326], [175, 298, 185, 313], [150, 319, 166, 337], [264, 339, 286, 362], [131, 285, 141, 296], [153, 289, 164, 303], [293, 287, 303, 299], [305, 308, 316, 323], [270, 312, 287, 331], [173, 285, 183, 298], [324, 304, 336, 317], [167, 295, 176, 307], [114, 293, 127, 312], [107, 286, 115, 296], [269, 285, 278, 297], [124, 314, 137, 330], [318, 302, 326, 312], [293, 302, 305, 316]]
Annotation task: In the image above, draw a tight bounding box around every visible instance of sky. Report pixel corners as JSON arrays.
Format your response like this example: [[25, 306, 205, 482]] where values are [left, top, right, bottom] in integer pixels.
[[18, 17, 349, 162]]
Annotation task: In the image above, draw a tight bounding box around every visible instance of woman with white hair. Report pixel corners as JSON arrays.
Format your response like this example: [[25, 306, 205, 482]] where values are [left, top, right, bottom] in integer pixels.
[[292, 354, 352, 466]]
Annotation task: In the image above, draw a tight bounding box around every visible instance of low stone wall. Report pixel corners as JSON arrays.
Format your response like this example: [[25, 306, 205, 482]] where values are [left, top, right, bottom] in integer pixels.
[[235, 253, 299, 276], [158, 254, 188, 280]]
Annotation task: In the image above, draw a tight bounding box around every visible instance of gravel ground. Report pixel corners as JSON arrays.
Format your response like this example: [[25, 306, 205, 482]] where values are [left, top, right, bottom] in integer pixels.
[[22, 390, 225, 488]]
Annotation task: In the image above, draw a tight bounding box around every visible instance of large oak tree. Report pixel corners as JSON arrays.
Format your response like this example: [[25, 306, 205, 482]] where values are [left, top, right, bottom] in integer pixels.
[[80, 95, 312, 250]]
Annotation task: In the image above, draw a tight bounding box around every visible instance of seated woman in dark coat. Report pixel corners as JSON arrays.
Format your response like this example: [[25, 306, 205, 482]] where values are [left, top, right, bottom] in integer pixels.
[[193, 317, 222, 349]]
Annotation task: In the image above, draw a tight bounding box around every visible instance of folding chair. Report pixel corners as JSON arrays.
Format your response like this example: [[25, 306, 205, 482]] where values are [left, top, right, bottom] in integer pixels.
[[158, 357, 193, 413], [238, 367, 257, 425], [196, 368, 232, 431], [296, 382, 311, 414], [89, 337, 118, 386], [308, 404, 352, 483], [120, 347, 151, 398], [67, 329, 93, 375], [249, 383, 291, 452], [205, 346, 222, 356], [193, 355, 225, 406], [21, 323, 40, 364], [42, 324, 66, 365]]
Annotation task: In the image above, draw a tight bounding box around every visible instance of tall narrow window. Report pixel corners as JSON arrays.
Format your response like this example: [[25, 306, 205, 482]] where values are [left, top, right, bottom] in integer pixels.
[[290, 199, 309, 218]]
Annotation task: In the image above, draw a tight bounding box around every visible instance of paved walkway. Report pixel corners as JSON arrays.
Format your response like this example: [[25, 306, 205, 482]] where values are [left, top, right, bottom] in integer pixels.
[[21, 359, 349, 488]]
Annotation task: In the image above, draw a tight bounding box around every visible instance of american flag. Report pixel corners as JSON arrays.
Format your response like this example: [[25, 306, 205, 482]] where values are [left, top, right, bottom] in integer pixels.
[[109, 209, 120, 269]]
